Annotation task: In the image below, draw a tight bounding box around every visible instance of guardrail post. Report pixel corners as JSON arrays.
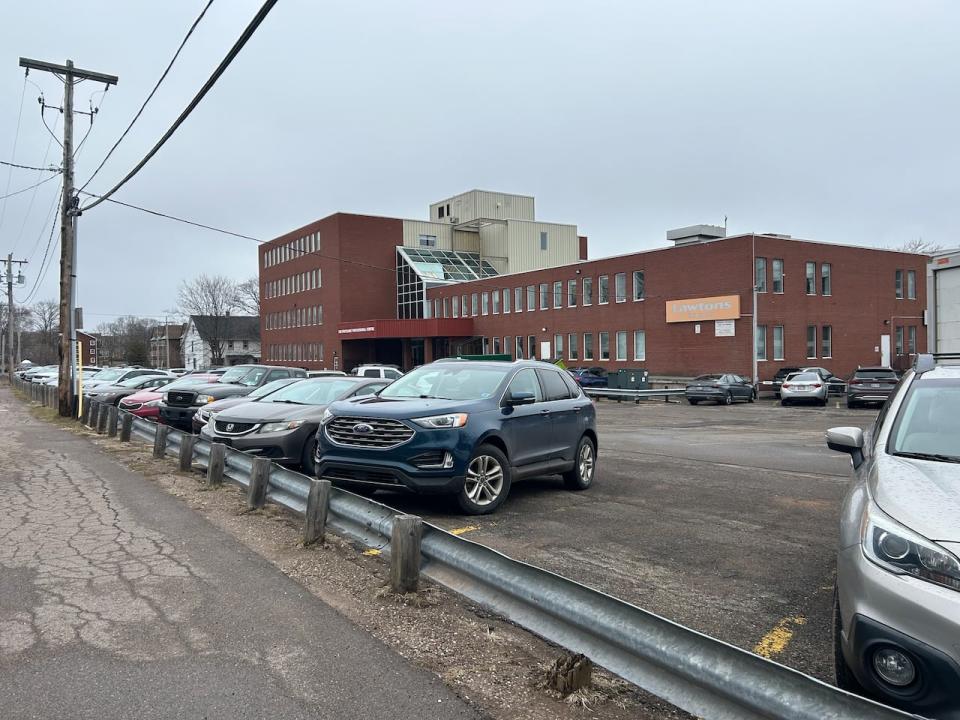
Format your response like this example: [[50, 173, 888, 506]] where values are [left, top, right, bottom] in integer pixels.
[[206, 442, 225, 486], [153, 424, 169, 459], [107, 406, 119, 437], [178, 434, 196, 472], [247, 457, 270, 510], [88, 401, 99, 429], [96, 404, 109, 434], [119, 413, 133, 442], [303, 478, 331, 545], [390, 514, 422, 594]]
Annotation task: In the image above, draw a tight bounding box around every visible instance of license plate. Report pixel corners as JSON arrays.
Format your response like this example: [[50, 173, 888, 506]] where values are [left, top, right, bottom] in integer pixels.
[[871, 383, 880, 388]]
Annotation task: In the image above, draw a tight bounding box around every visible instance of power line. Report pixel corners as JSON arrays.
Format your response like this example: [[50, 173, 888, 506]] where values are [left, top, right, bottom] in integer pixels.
[[39, 104, 64, 150], [0, 172, 61, 201], [78, 0, 215, 193], [18, 186, 62, 304], [23, 180, 63, 263], [0, 75, 29, 234], [11, 112, 60, 254], [81, 0, 279, 211], [0, 160, 60, 172]]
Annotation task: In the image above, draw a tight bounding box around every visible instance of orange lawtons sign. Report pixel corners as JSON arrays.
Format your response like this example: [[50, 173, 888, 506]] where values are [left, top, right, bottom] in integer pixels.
[[665, 294, 741, 323]]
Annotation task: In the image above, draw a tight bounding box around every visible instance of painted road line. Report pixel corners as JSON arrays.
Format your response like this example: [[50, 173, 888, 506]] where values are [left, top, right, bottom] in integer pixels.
[[753, 615, 807, 658], [450, 525, 480, 536], [362, 548, 381, 556]]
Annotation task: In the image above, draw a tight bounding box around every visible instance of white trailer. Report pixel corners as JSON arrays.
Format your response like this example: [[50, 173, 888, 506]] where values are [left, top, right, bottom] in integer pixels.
[[927, 251, 960, 353]]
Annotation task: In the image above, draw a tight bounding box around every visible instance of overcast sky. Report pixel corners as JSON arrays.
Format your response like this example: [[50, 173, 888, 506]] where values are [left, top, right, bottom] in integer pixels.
[[1, 0, 957, 325]]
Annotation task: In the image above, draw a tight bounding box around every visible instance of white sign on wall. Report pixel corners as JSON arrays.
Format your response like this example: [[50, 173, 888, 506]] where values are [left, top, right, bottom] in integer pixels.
[[694, 324, 701, 334], [540, 341, 551, 360], [715, 320, 736, 337]]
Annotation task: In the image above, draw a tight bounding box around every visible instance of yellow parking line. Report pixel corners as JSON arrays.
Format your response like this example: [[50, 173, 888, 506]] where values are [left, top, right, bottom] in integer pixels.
[[753, 615, 807, 658], [449, 525, 480, 536], [362, 548, 381, 556]]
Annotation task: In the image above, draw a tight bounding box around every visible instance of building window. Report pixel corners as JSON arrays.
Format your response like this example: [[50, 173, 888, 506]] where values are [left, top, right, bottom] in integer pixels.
[[568, 333, 578, 360], [773, 325, 784, 360], [599, 275, 609, 304], [583, 277, 593, 305], [583, 333, 594, 361], [482, 337, 489, 354], [807, 325, 817, 358], [633, 270, 645, 301], [452, 295, 459, 318], [821, 263, 832, 296], [433, 299, 440, 319], [616, 331, 627, 361], [633, 330, 646, 361], [568, 279, 577, 307], [822, 325, 833, 358], [895, 269, 904, 299], [515, 287, 523, 313], [228, 340, 234, 350], [756, 325, 767, 361], [554, 334, 564, 359], [443, 297, 450, 318], [553, 281, 563, 309], [502, 288, 510, 314], [755, 257, 767, 293], [772, 259, 784, 293], [805, 262, 816, 295], [493, 336, 501, 354], [908, 325, 917, 354], [438, 205, 445, 219], [907, 270, 916, 300], [895, 326, 904, 356], [528, 335, 537, 359], [492, 290, 500, 314], [527, 285, 536, 312], [599, 332, 610, 360], [461, 295, 467, 317], [539, 283, 549, 310], [515, 336, 524, 360], [615, 273, 626, 302], [481, 292, 489, 315], [471, 293, 479, 317], [540, 231, 548, 250]]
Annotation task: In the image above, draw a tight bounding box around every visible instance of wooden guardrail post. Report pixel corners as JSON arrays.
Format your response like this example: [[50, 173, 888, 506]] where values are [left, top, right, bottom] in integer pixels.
[[303, 478, 331, 545], [80, 400, 90, 426], [178, 434, 196, 472], [391, 514, 422, 594], [88, 401, 100, 429], [107, 406, 119, 437], [96, 403, 109, 434], [206, 442, 225, 486], [247, 457, 270, 509], [153, 424, 169, 459], [119, 413, 133, 442]]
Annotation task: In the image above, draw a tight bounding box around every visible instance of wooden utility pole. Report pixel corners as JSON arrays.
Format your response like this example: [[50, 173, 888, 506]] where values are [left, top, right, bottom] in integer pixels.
[[4, 254, 27, 382], [18, 58, 117, 415]]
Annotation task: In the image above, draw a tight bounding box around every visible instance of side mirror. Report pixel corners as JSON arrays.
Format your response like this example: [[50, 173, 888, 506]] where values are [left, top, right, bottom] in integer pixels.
[[507, 391, 536, 406], [826, 427, 865, 469]]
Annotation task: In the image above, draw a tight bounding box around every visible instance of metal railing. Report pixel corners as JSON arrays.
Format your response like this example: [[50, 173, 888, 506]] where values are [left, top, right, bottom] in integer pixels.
[[583, 387, 687, 402], [9, 377, 918, 720]]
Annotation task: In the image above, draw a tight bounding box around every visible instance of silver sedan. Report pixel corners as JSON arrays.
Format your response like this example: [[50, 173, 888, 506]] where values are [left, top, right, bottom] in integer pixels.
[[780, 371, 828, 406]]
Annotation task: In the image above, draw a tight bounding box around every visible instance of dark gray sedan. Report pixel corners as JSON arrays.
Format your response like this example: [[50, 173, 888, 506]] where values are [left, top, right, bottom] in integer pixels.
[[85, 374, 175, 405], [685, 373, 756, 405], [199, 377, 389, 473]]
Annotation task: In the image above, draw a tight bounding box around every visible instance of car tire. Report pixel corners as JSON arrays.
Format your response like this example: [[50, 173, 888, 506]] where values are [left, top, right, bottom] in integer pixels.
[[724, 391, 733, 406], [301, 435, 318, 476], [781, 398, 791, 406], [457, 444, 511, 515], [846, 399, 858, 409], [833, 583, 865, 694], [748, 389, 756, 403], [563, 435, 596, 491], [688, 398, 699, 405], [819, 398, 828, 407]]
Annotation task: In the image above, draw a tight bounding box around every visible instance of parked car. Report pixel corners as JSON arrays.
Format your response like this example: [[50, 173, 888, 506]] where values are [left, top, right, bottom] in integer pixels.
[[202, 377, 389, 473], [119, 374, 221, 420], [307, 370, 347, 378], [85, 374, 175, 406], [801, 366, 846, 395], [159, 364, 307, 431], [826, 354, 960, 718], [765, 366, 802, 398], [779, 371, 828, 406], [192, 377, 303, 433], [847, 366, 900, 408], [352, 365, 404, 380], [685, 373, 756, 405], [567, 368, 608, 388], [85, 367, 169, 389], [40, 368, 103, 386], [316, 359, 597, 515]]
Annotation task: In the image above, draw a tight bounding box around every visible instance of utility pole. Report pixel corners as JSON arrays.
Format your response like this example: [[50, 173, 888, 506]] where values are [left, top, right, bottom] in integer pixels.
[[4, 254, 28, 383], [19, 58, 117, 415]]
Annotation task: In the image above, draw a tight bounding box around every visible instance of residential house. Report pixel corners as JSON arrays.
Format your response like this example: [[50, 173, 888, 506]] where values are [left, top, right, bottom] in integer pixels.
[[182, 315, 260, 370], [150, 323, 186, 369]]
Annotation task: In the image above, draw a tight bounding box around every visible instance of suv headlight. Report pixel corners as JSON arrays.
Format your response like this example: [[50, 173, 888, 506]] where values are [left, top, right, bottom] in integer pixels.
[[862, 502, 960, 592], [320, 408, 334, 425], [411, 413, 468, 429], [195, 394, 216, 404], [260, 419, 306, 433], [144, 399, 161, 407]]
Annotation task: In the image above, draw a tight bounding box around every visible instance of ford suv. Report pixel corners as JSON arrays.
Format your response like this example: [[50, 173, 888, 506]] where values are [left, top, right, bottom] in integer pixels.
[[827, 353, 960, 718], [316, 360, 598, 514]]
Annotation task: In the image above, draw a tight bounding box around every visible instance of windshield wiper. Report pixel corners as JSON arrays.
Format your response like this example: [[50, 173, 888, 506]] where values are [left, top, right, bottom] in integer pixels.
[[271, 399, 306, 405], [893, 451, 960, 464]]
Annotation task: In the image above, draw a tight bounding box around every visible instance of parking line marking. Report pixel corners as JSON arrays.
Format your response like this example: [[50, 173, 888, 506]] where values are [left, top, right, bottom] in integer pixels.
[[362, 549, 381, 556], [753, 615, 807, 658], [450, 525, 480, 536]]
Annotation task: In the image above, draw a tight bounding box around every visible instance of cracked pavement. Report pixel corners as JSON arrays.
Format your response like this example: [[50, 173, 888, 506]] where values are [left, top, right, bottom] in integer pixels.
[[0, 387, 480, 720]]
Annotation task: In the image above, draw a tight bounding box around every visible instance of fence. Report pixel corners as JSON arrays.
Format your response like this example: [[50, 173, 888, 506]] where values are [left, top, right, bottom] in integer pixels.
[[9, 376, 917, 720], [584, 387, 687, 403]]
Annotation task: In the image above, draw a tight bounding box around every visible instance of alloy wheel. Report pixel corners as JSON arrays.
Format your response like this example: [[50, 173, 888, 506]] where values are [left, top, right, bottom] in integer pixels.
[[578, 442, 595, 485], [465, 454, 505, 506]]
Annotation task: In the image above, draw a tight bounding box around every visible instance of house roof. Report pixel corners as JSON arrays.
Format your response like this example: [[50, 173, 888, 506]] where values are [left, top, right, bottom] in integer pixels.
[[190, 315, 260, 342]]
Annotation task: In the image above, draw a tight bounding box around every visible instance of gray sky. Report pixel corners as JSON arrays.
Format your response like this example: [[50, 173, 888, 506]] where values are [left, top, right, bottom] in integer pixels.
[[1, 0, 958, 325]]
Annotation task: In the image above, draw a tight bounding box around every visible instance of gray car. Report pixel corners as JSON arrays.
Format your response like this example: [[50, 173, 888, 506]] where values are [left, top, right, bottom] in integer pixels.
[[826, 354, 960, 718], [85, 374, 175, 405], [200, 377, 388, 473], [685, 373, 756, 405], [780, 371, 829, 406]]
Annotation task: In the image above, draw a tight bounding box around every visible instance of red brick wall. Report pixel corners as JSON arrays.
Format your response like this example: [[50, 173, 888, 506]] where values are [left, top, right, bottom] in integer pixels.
[[578, 235, 589, 260]]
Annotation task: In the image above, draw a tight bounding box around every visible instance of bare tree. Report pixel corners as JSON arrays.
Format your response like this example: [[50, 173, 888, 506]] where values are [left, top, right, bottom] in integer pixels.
[[177, 275, 240, 365], [235, 277, 261, 316], [24, 301, 59, 364], [898, 237, 943, 255], [95, 316, 155, 366]]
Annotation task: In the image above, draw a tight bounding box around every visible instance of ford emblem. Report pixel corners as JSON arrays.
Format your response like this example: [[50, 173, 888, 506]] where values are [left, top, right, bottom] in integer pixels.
[[226, 423, 235, 432], [353, 423, 373, 434]]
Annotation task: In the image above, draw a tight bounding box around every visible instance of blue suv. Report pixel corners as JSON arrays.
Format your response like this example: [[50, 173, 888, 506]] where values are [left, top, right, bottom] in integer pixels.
[[316, 360, 598, 514]]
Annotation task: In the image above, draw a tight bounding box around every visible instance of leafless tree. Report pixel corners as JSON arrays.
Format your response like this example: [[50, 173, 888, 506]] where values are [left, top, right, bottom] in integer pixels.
[[95, 316, 155, 366], [235, 277, 261, 316], [177, 274, 241, 365], [897, 237, 943, 255]]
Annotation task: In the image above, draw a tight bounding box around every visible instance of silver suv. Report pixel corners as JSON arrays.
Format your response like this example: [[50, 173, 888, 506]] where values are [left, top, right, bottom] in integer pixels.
[[826, 353, 960, 718]]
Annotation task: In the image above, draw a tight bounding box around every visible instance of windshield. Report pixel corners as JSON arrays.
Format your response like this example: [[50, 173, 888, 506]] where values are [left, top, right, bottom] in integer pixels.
[[238, 367, 269, 387], [379, 365, 509, 401], [219, 366, 253, 384], [693, 374, 722, 382], [93, 369, 125, 381], [119, 376, 151, 388], [249, 378, 297, 399], [888, 379, 960, 461], [262, 379, 356, 405], [789, 373, 820, 382]]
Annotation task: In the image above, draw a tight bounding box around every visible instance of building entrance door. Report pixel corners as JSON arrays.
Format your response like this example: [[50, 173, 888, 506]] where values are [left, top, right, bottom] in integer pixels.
[[880, 334, 891, 367]]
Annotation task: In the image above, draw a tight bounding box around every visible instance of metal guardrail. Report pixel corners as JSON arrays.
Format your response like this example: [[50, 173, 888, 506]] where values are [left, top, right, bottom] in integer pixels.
[[9, 378, 918, 720], [584, 387, 687, 402]]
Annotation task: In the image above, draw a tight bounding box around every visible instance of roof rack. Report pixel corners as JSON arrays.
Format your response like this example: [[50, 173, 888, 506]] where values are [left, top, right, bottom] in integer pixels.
[[915, 353, 960, 372]]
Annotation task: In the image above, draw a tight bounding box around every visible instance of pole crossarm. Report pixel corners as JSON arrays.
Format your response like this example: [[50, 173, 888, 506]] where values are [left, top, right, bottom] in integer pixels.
[[19, 57, 118, 86]]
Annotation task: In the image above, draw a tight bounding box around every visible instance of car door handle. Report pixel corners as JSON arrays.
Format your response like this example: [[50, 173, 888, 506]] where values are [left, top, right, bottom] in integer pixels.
[[539, 409, 551, 416], [573, 406, 581, 413]]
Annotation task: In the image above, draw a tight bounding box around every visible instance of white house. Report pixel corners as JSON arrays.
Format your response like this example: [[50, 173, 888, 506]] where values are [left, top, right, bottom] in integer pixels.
[[182, 315, 260, 370]]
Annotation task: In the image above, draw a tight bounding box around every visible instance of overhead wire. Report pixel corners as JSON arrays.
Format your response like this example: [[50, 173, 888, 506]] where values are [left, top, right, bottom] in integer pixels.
[[81, 0, 279, 212], [0, 75, 29, 234], [23, 180, 63, 263], [39, 104, 64, 150], [11, 112, 60, 254], [0, 160, 59, 172], [18, 185, 62, 305], [0, 172, 61, 201], [78, 0, 215, 193]]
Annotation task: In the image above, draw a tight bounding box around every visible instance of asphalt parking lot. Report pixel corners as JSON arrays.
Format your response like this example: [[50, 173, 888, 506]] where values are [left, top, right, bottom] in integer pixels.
[[381, 396, 880, 684]]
